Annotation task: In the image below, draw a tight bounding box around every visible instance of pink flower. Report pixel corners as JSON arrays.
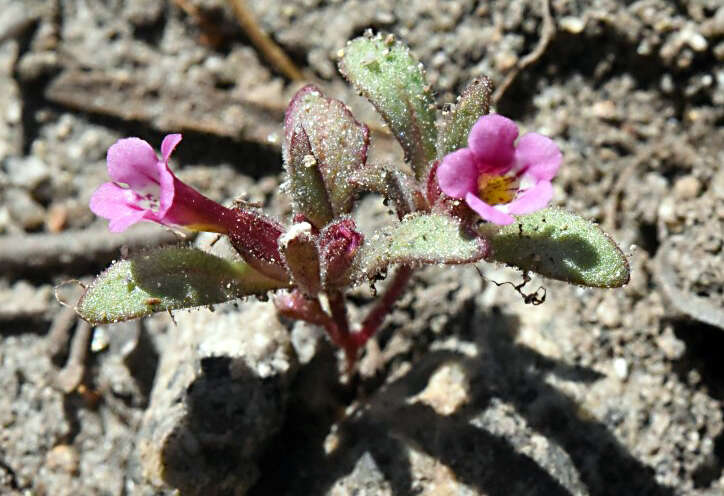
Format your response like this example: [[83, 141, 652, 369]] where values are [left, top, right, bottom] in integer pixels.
[[90, 134, 234, 233], [436, 114, 561, 225]]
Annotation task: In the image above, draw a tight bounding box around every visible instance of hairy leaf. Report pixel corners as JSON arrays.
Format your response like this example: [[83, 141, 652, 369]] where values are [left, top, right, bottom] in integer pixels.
[[339, 33, 437, 180], [480, 208, 630, 288], [352, 213, 487, 280], [283, 85, 369, 218], [76, 247, 287, 324], [278, 221, 321, 296], [437, 77, 493, 156], [285, 124, 335, 228]]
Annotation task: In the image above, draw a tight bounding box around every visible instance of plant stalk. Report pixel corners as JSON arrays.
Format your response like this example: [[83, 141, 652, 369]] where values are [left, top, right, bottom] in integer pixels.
[[350, 265, 414, 348]]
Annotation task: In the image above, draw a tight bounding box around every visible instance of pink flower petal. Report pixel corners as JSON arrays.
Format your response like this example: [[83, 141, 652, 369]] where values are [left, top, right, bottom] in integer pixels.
[[437, 148, 478, 199], [468, 114, 518, 173], [107, 138, 160, 190], [108, 209, 147, 232], [465, 192, 514, 225], [156, 160, 176, 217], [161, 134, 183, 163], [513, 133, 561, 181], [90, 183, 149, 232], [89, 182, 139, 218], [506, 181, 553, 215]]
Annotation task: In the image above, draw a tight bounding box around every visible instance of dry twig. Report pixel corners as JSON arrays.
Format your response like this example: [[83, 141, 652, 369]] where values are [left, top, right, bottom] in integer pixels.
[[54, 320, 92, 393], [45, 305, 78, 357], [0, 224, 179, 275], [492, 0, 555, 104], [227, 0, 304, 81]]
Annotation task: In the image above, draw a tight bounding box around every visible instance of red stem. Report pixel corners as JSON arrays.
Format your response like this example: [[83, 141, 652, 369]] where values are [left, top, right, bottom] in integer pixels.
[[327, 291, 357, 365], [350, 265, 414, 347]]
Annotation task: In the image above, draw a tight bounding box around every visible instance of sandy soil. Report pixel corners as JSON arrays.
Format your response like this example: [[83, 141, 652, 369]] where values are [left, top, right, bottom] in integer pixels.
[[1, 0, 723, 494]]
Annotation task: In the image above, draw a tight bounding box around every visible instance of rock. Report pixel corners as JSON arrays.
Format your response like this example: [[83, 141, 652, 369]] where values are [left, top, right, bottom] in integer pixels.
[[4, 156, 50, 191], [613, 357, 629, 380], [0, 1, 40, 41], [123, 0, 164, 28], [45, 445, 80, 475], [596, 295, 622, 328], [560, 16, 585, 34], [5, 188, 45, 230], [137, 300, 296, 495], [0, 41, 22, 163], [592, 100, 617, 120], [328, 452, 393, 496], [0, 281, 52, 320], [673, 175, 701, 200], [409, 361, 470, 415]]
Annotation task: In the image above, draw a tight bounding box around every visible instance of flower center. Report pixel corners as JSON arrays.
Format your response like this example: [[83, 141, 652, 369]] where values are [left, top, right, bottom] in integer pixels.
[[122, 187, 160, 212], [138, 193, 161, 212], [477, 173, 519, 205]]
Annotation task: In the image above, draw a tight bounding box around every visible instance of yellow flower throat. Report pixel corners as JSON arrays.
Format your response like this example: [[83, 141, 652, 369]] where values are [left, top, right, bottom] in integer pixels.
[[477, 173, 519, 205]]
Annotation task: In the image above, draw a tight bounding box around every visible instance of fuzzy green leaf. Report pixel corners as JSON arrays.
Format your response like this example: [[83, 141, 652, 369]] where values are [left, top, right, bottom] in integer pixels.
[[76, 247, 287, 324], [286, 124, 335, 228], [480, 208, 630, 288], [339, 33, 437, 180], [352, 213, 487, 280], [437, 77, 493, 157], [283, 85, 369, 221]]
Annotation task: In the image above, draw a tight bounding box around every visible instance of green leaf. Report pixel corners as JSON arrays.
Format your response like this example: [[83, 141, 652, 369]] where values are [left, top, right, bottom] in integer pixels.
[[286, 124, 335, 228], [437, 77, 493, 157], [283, 85, 369, 220], [338, 33, 437, 180], [352, 213, 487, 280], [76, 247, 288, 324], [480, 208, 630, 288]]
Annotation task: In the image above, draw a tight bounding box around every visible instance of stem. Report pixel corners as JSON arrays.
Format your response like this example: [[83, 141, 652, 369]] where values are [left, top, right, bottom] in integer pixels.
[[327, 291, 357, 366], [350, 265, 414, 347], [274, 290, 354, 362]]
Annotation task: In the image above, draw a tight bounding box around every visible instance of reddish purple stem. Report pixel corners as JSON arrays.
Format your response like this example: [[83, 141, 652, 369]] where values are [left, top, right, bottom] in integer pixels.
[[349, 265, 414, 348]]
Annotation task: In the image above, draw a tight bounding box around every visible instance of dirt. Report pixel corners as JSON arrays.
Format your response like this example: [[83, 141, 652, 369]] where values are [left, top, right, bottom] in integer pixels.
[[1, 0, 723, 495]]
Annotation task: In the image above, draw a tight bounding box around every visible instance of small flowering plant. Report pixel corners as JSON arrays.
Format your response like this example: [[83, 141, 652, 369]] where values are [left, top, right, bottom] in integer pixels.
[[74, 33, 629, 367]]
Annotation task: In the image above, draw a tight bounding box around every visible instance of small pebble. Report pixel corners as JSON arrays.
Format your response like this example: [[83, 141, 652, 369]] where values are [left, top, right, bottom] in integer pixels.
[[596, 296, 621, 328], [6, 188, 45, 230], [45, 204, 68, 233], [411, 362, 469, 415], [592, 100, 616, 120], [46, 445, 79, 475], [681, 28, 708, 52], [613, 357, 629, 380], [560, 16, 585, 34], [5, 156, 49, 190], [673, 175, 701, 200]]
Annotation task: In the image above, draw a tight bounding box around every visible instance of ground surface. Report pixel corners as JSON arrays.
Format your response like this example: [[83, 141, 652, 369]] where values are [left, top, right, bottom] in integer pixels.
[[1, 0, 723, 495]]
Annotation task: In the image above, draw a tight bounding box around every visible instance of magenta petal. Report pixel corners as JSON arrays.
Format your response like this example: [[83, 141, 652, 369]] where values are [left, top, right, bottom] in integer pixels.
[[107, 138, 160, 189], [90, 183, 147, 232], [89, 182, 137, 218], [108, 209, 147, 232], [514, 133, 561, 181], [437, 148, 478, 199], [161, 134, 182, 163], [467, 114, 518, 172], [506, 181, 553, 215], [156, 160, 177, 217], [465, 192, 514, 225]]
